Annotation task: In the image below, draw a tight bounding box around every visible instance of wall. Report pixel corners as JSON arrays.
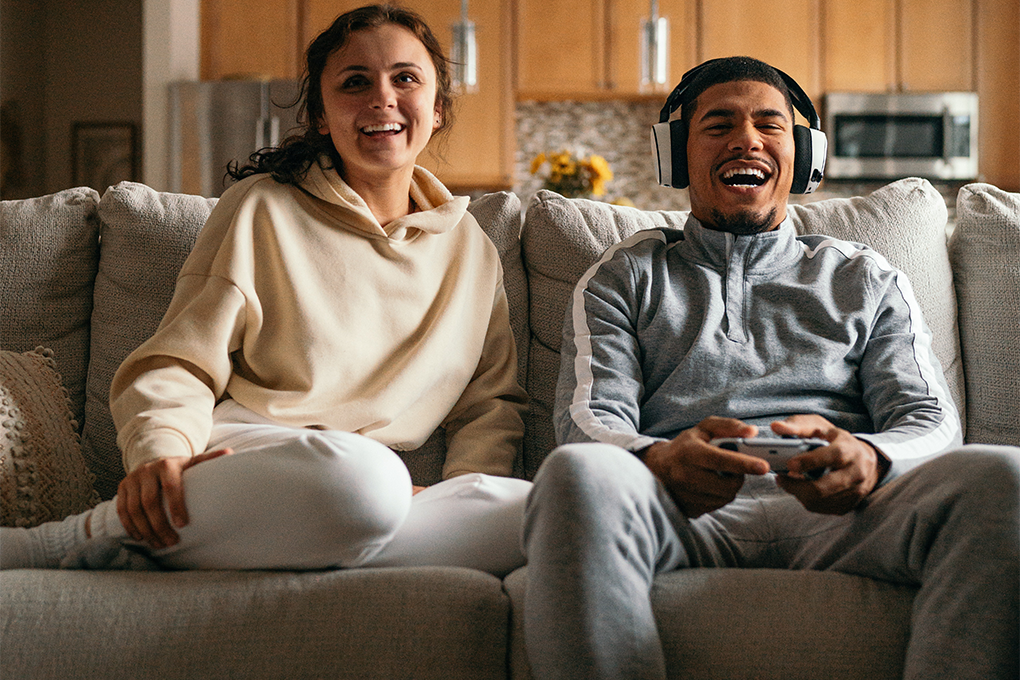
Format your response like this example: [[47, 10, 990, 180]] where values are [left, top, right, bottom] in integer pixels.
[[43, 0, 143, 193], [0, 0, 143, 198], [1, 0, 47, 199]]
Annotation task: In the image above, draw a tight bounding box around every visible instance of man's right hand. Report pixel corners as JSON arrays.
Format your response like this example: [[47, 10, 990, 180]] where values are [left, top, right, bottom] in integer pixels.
[[641, 417, 769, 517], [116, 448, 233, 549]]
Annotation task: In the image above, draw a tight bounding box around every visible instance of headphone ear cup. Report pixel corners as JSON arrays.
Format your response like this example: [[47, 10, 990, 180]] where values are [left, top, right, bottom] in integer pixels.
[[792, 125, 827, 194], [651, 119, 689, 189], [670, 119, 689, 189], [791, 124, 813, 194]]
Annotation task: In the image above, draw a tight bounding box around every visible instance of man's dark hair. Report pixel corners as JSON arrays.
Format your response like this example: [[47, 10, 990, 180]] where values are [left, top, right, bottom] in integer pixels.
[[679, 56, 795, 125]]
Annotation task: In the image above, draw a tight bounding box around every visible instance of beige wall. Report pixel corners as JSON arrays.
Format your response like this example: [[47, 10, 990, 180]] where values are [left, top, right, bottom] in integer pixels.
[[1, 0, 47, 199], [0, 0, 143, 197]]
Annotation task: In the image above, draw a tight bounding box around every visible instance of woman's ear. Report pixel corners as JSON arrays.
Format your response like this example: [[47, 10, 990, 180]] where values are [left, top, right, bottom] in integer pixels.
[[433, 105, 442, 130]]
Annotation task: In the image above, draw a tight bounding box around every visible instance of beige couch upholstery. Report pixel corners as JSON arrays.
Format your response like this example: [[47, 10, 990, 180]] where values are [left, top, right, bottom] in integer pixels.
[[1, 177, 1017, 679]]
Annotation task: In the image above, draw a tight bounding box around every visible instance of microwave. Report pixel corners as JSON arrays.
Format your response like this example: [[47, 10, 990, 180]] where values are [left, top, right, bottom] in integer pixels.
[[823, 92, 979, 180]]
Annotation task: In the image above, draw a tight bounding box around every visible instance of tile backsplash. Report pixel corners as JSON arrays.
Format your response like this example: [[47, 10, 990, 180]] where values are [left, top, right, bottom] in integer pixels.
[[511, 99, 963, 220]]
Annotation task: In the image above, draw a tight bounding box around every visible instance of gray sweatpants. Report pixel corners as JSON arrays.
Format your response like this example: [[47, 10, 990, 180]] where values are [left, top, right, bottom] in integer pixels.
[[522, 443, 1020, 680]]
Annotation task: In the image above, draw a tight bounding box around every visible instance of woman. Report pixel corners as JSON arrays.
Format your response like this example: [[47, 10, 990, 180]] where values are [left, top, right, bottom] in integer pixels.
[[2, 4, 530, 575]]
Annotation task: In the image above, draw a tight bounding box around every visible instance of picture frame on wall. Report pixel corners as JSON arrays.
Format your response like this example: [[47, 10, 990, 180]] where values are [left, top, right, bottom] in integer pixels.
[[72, 122, 138, 192]]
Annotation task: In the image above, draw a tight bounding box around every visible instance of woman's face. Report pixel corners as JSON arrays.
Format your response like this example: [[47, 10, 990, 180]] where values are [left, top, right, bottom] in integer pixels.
[[317, 23, 441, 187]]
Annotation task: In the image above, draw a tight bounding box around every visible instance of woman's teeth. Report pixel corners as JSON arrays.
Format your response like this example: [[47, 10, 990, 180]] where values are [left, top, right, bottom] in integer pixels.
[[362, 123, 403, 134]]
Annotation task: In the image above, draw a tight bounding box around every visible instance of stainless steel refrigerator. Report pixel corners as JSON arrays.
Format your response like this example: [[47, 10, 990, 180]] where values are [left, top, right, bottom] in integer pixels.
[[169, 80, 303, 197]]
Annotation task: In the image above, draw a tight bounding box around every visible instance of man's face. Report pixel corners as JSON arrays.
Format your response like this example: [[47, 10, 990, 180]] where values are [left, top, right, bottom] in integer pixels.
[[684, 79, 795, 235]]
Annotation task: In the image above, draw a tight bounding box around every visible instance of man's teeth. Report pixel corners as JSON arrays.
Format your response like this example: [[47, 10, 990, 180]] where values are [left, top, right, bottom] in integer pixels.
[[362, 123, 403, 133], [722, 168, 765, 180]]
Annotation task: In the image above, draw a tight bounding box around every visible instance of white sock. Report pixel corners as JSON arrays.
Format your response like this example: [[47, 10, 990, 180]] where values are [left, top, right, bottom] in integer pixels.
[[0, 500, 122, 569]]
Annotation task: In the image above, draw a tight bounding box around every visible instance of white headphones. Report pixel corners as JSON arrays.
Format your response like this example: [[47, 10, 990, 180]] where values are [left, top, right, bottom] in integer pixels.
[[651, 59, 827, 194]]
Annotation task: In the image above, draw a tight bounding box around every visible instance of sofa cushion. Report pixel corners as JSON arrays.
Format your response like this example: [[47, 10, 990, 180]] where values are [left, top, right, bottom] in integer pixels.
[[0, 347, 100, 527], [85, 182, 216, 499], [520, 194, 686, 478], [505, 566, 913, 680], [0, 566, 509, 680], [84, 184, 524, 498], [787, 178, 964, 434], [0, 187, 100, 431], [520, 178, 958, 477], [950, 183, 1020, 445]]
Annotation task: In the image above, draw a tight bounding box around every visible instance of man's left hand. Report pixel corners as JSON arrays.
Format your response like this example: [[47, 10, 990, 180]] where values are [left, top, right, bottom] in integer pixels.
[[771, 415, 884, 515]]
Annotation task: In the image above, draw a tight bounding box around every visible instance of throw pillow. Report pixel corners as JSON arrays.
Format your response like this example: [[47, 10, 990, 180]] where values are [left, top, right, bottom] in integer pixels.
[[950, 183, 1020, 445], [0, 347, 101, 528], [0, 186, 101, 433]]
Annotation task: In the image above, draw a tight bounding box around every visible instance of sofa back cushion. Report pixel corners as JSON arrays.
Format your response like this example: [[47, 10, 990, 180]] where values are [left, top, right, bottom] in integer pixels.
[[950, 183, 1020, 445], [520, 178, 960, 479], [84, 183, 524, 498], [0, 187, 100, 431], [86, 182, 217, 499]]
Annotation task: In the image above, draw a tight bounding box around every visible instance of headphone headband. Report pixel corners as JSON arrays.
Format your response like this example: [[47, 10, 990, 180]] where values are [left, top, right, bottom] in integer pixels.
[[657, 59, 821, 131]]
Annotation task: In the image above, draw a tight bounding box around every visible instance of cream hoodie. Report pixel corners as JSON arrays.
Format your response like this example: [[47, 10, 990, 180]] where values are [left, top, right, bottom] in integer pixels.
[[111, 162, 527, 479]]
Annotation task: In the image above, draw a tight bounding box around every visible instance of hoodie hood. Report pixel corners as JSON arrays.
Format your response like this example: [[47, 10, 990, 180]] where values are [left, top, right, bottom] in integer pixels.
[[300, 158, 469, 241]]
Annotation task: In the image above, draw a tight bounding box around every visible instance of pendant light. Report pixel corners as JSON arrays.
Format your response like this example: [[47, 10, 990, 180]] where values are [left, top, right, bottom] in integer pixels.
[[640, 0, 670, 92], [451, 0, 478, 92]]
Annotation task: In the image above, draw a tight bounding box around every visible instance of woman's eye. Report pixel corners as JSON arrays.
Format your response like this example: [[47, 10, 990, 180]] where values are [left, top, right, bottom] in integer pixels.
[[395, 72, 419, 85], [341, 76, 369, 90]]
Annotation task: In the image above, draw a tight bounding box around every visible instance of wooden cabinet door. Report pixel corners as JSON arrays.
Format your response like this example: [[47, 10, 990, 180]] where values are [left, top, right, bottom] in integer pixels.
[[516, 0, 607, 98], [900, 0, 973, 91], [606, 0, 696, 96], [975, 0, 1019, 190], [699, 0, 822, 101], [823, 0, 896, 92], [201, 0, 301, 80]]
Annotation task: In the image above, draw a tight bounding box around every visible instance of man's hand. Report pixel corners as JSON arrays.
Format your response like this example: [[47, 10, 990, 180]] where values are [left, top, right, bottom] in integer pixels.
[[642, 417, 770, 518], [771, 415, 883, 515], [116, 448, 234, 549]]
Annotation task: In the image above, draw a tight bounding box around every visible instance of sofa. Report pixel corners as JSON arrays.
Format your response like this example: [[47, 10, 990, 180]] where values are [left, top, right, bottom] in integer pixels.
[[1, 177, 1017, 679]]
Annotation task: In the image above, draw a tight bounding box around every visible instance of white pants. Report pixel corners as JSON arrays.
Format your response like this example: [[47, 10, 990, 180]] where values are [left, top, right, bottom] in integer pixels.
[[94, 401, 531, 575]]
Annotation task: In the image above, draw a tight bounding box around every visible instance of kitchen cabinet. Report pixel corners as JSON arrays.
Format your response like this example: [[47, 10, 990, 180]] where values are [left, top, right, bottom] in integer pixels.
[[822, 0, 897, 92], [201, 0, 514, 191], [974, 0, 1019, 190], [515, 0, 695, 99], [823, 0, 974, 93], [200, 0, 301, 80], [899, 0, 973, 92], [699, 0, 821, 101]]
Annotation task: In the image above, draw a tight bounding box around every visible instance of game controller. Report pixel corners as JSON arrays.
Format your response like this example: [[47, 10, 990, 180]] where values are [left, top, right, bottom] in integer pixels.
[[710, 437, 830, 478]]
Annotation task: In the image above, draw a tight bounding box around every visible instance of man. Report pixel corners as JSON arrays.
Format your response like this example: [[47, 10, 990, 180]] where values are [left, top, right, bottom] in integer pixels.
[[523, 56, 1019, 680]]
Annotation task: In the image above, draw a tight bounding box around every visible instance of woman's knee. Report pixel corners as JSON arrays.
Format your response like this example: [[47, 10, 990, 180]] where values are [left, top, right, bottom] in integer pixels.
[[172, 431, 414, 567], [289, 431, 413, 538]]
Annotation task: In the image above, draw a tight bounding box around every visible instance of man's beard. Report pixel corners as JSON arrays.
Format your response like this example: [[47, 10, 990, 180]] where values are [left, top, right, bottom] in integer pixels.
[[707, 207, 779, 236]]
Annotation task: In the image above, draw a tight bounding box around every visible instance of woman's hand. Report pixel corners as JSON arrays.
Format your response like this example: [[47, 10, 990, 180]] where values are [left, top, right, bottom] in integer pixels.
[[116, 449, 234, 549]]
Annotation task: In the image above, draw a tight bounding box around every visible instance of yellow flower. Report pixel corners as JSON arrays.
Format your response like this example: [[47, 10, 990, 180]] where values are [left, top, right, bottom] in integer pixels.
[[587, 154, 613, 182], [530, 153, 546, 175], [531, 148, 613, 199]]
